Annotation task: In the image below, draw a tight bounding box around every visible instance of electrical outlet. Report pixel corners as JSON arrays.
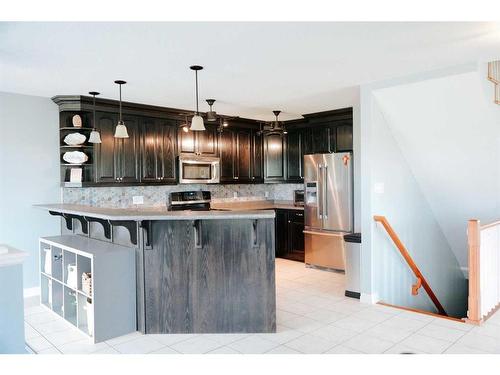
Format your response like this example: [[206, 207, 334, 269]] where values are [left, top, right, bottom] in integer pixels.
[[265, 191, 269, 198], [132, 195, 144, 205], [233, 192, 238, 199]]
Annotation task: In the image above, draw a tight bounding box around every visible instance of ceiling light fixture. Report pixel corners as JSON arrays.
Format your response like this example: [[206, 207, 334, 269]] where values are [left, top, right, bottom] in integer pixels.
[[206, 99, 217, 122], [189, 65, 206, 131], [114, 80, 129, 138], [272, 110, 287, 134], [88, 91, 101, 144]]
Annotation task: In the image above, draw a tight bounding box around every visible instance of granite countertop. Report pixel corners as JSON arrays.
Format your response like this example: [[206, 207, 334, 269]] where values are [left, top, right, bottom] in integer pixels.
[[35, 204, 276, 221], [210, 200, 304, 211]]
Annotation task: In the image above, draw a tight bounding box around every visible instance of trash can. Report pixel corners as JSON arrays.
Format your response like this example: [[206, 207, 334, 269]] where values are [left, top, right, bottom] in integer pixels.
[[343, 233, 361, 299]]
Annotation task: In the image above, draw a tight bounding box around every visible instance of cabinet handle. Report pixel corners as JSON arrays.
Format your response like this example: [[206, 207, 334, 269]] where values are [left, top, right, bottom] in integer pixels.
[[251, 220, 258, 248], [193, 220, 202, 249]]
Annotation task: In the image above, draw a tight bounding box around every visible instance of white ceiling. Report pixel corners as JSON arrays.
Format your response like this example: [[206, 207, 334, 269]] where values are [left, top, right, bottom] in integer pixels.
[[1, 22, 500, 120]]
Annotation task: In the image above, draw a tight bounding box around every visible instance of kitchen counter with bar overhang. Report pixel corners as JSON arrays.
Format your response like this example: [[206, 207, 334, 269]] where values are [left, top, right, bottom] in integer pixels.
[[36, 203, 276, 335]]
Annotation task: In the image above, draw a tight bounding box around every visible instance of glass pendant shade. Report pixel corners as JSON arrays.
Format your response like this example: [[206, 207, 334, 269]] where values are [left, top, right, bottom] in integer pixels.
[[88, 130, 102, 143], [114, 121, 129, 138], [114, 80, 129, 138], [190, 115, 206, 131], [88, 91, 101, 143]]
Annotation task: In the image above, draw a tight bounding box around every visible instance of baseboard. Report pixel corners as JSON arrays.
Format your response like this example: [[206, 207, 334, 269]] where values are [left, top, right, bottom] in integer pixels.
[[23, 286, 40, 298], [360, 293, 379, 304]]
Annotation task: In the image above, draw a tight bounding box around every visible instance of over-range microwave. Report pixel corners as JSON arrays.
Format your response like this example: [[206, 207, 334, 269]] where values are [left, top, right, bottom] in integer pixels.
[[179, 156, 220, 184]]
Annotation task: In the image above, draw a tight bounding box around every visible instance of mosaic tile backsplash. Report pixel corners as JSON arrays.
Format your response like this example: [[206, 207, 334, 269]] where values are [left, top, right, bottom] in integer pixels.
[[62, 183, 303, 208]]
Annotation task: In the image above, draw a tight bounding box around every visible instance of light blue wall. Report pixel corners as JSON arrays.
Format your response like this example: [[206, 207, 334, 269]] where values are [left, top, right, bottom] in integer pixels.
[[370, 100, 467, 317], [0, 264, 26, 353], [0, 91, 60, 290]]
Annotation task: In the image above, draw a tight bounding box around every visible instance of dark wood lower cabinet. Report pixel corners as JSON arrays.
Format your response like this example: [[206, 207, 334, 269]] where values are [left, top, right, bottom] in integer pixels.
[[275, 209, 305, 262], [144, 219, 276, 333]]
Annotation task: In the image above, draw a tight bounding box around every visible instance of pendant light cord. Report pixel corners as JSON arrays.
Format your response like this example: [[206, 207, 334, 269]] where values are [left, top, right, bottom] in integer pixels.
[[119, 84, 123, 122], [93, 94, 96, 128], [195, 70, 199, 114]]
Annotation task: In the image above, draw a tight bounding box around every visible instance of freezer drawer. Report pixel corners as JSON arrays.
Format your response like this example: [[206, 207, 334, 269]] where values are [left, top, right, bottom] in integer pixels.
[[304, 230, 346, 271]]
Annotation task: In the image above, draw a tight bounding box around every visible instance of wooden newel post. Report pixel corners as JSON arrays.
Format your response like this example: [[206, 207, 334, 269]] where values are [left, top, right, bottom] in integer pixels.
[[467, 219, 481, 324]]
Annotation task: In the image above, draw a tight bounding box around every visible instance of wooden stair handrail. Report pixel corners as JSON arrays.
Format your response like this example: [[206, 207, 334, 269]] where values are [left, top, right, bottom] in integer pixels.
[[374, 215, 447, 316]]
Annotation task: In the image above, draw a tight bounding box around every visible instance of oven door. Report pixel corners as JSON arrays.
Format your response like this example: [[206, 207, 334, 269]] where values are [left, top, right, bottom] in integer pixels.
[[179, 157, 220, 184]]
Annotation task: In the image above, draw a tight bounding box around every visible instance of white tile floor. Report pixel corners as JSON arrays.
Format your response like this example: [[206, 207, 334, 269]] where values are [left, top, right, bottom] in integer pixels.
[[24, 258, 500, 354]]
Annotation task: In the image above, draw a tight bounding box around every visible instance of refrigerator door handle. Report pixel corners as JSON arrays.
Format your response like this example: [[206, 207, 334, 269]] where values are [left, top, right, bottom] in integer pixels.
[[323, 165, 328, 219], [317, 164, 323, 219]]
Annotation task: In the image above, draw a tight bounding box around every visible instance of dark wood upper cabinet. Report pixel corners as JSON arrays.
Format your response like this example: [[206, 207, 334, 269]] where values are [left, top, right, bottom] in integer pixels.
[[95, 112, 139, 184], [140, 117, 177, 184], [311, 124, 332, 154], [178, 124, 218, 157], [159, 121, 177, 183], [335, 124, 353, 152], [117, 115, 140, 183], [251, 131, 263, 182], [236, 130, 252, 182], [219, 130, 236, 182], [286, 130, 303, 182], [197, 125, 218, 156], [95, 111, 119, 183], [302, 108, 353, 154], [219, 127, 259, 183], [178, 127, 196, 154], [264, 132, 286, 182]]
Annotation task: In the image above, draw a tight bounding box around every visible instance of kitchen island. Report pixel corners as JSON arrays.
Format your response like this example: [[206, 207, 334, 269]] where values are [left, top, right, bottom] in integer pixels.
[[36, 204, 276, 334]]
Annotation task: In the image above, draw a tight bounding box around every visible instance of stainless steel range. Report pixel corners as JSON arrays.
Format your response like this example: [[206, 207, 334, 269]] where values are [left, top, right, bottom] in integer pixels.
[[167, 191, 212, 211]]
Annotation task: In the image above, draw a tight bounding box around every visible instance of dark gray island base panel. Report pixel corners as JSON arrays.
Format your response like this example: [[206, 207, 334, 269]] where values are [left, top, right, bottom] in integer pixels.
[[145, 219, 276, 334]]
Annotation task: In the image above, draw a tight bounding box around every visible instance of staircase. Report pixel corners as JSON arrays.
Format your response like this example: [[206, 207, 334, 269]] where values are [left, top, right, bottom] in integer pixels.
[[374, 215, 468, 320]]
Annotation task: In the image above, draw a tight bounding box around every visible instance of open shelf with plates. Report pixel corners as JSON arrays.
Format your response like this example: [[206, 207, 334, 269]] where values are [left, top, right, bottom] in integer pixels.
[[59, 110, 96, 187], [39, 235, 136, 343]]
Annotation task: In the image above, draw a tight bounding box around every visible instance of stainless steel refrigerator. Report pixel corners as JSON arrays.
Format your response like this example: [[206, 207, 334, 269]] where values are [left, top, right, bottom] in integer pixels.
[[303, 153, 353, 270]]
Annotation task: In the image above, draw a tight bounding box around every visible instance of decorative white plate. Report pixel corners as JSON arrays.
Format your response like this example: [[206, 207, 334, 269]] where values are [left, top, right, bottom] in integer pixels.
[[72, 114, 82, 128], [63, 151, 88, 164], [63, 133, 86, 145]]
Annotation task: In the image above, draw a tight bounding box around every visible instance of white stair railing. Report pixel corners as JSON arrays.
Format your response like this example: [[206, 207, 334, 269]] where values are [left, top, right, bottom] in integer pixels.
[[467, 219, 500, 324]]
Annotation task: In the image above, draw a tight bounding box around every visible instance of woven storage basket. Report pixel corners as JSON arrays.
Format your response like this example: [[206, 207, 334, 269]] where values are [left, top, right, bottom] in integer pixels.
[[82, 272, 92, 298]]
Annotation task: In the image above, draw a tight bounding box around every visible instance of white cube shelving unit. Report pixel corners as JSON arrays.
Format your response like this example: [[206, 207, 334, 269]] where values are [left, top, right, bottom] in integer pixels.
[[39, 235, 136, 343]]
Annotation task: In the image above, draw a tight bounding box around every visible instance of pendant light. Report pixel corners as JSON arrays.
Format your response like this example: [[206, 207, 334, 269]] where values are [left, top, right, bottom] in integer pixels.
[[206, 99, 217, 122], [273, 110, 287, 134], [88, 91, 101, 143], [189, 65, 206, 131], [114, 80, 129, 138]]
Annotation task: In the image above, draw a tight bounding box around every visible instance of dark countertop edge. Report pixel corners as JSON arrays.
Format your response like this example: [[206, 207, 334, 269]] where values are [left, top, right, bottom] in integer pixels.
[[34, 204, 276, 221]]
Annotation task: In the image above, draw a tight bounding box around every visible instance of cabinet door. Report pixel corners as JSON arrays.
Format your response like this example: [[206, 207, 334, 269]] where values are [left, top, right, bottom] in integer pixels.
[[275, 209, 288, 258], [287, 211, 305, 262], [311, 126, 332, 154], [302, 127, 313, 155], [178, 127, 196, 154], [251, 131, 263, 182], [219, 130, 235, 182], [286, 130, 303, 182], [335, 124, 353, 152], [119, 115, 139, 183], [95, 112, 119, 183], [196, 125, 218, 156], [140, 117, 159, 182], [264, 133, 286, 182], [236, 130, 252, 182], [158, 120, 177, 183]]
